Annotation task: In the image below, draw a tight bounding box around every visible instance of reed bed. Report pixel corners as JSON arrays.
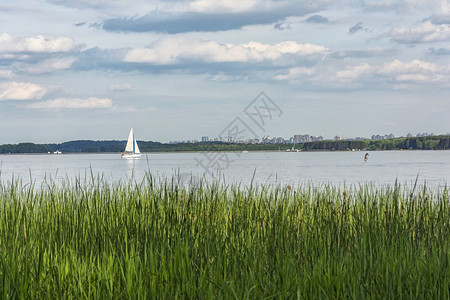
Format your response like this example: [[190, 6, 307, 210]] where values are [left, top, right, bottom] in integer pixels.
[[0, 174, 448, 299]]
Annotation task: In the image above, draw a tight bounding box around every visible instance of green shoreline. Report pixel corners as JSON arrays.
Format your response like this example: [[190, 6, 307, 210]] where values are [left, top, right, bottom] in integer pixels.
[[1, 135, 449, 154]]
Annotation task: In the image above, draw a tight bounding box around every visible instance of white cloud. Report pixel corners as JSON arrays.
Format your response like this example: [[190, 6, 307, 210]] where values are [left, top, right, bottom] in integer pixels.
[[390, 21, 450, 43], [379, 60, 449, 82], [395, 73, 430, 81], [109, 83, 132, 92], [105, 105, 157, 113], [336, 63, 374, 79], [106, 105, 137, 113], [27, 97, 113, 109], [379, 59, 440, 74], [188, 0, 258, 13], [275, 59, 450, 87], [364, 0, 445, 13], [274, 67, 315, 80], [0, 81, 47, 100], [0, 33, 78, 53], [378, 59, 449, 84], [0, 69, 15, 78], [124, 37, 328, 64], [333, 59, 449, 84], [0, 54, 29, 60], [18, 57, 76, 74], [353, 59, 450, 83], [381, 59, 449, 84]]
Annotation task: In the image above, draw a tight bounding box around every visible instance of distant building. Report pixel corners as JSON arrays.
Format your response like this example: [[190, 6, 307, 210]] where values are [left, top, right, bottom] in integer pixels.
[[371, 135, 383, 140], [262, 136, 271, 144], [371, 133, 395, 140], [416, 133, 433, 137], [293, 134, 311, 143], [276, 137, 284, 144], [310, 135, 323, 142], [170, 132, 400, 145]]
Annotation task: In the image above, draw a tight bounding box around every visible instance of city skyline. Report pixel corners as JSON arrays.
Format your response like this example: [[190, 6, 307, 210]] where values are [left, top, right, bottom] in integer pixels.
[[0, 0, 449, 143], [172, 132, 443, 145]]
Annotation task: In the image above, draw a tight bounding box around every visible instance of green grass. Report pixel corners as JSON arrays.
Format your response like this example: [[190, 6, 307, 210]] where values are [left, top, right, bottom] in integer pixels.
[[0, 175, 449, 299]]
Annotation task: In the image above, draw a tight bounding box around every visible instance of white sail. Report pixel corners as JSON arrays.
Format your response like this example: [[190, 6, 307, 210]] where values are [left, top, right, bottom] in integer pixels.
[[134, 139, 140, 154], [125, 128, 134, 152]]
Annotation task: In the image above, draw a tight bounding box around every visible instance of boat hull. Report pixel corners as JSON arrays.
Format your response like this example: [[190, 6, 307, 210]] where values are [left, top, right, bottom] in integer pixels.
[[121, 153, 141, 159]]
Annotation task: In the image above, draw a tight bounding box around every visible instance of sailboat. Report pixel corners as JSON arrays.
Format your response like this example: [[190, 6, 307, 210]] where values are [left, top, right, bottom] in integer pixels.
[[286, 143, 300, 152], [121, 128, 141, 159]]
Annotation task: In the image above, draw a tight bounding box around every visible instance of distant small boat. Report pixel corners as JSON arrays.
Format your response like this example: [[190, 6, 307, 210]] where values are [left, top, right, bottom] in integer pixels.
[[286, 143, 300, 152], [121, 128, 141, 159], [53, 150, 62, 154], [364, 152, 369, 162], [242, 150, 249, 153]]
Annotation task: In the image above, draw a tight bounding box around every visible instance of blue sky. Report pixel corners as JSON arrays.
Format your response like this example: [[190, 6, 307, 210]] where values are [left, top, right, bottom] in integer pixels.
[[0, 0, 449, 143]]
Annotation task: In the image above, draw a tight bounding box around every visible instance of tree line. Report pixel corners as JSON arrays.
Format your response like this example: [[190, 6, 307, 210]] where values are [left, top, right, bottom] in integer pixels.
[[302, 135, 450, 151], [0, 135, 449, 154]]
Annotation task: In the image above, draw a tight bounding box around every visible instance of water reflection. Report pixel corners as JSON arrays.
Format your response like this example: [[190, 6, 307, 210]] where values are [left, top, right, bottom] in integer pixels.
[[124, 157, 137, 178]]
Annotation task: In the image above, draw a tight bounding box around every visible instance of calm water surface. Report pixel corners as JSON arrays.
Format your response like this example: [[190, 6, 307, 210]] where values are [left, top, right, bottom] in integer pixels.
[[0, 151, 449, 188]]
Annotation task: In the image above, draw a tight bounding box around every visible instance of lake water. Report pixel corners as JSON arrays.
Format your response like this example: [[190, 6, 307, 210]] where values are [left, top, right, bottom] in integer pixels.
[[0, 151, 449, 188]]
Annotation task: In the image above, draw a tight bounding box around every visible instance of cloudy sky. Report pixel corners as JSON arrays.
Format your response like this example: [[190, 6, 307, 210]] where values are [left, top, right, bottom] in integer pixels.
[[0, 0, 449, 143]]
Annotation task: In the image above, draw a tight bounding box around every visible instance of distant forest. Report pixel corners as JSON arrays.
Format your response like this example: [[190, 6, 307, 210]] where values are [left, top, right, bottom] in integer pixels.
[[0, 135, 449, 154], [302, 135, 450, 151]]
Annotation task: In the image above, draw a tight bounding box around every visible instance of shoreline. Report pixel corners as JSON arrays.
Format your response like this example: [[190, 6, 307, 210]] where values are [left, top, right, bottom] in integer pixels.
[[1, 148, 450, 155], [2, 136, 449, 154]]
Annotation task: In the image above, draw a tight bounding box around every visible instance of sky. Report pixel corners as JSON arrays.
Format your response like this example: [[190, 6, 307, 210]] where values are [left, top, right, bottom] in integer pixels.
[[0, 0, 449, 143]]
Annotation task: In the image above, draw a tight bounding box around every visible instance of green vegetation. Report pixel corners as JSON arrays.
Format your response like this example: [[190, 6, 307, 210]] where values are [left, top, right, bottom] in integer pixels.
[[366, 135, 450, 151], [302, 140, 367, 151], [0, 143, 53, 154], [0, 135, 449, 154], [302, 135, 450, 151], [0, 176, 449, 298], [0, 140, 283, 154]]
